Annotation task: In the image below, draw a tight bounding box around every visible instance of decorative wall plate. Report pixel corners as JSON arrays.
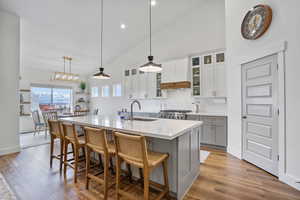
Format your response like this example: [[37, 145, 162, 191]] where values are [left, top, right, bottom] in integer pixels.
[[241, 5, 272, 40]]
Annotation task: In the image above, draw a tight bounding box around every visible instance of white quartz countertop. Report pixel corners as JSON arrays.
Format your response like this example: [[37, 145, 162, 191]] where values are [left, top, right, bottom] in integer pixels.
[[187, 112, 227, 117], [61, 115, 202, 140]]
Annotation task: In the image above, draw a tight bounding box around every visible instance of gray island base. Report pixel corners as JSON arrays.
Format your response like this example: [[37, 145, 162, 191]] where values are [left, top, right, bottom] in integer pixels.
[[61, 115, 203, 200]]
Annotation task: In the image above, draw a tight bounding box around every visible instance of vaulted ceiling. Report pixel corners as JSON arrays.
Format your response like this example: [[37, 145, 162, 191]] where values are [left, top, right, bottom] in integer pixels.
[[0, 0, 205, 75]]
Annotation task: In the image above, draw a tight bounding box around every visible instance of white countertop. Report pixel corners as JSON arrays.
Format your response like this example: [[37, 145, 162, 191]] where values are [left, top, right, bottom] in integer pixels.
[[187, 112, 227, 117], [61, 115, 202, 140]]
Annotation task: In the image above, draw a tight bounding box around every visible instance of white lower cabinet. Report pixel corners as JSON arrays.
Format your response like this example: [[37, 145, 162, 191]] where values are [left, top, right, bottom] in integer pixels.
[[187, 115, 227, 148]]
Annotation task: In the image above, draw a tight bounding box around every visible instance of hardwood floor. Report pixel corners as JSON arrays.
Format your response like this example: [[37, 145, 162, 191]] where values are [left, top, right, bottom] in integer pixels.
[[0, 144, 299, 200]]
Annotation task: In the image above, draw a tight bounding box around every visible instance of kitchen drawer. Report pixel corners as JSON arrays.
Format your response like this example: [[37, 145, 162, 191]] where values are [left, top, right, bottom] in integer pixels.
[[199, 116, 226, 126], [186, 115, 200, 121]]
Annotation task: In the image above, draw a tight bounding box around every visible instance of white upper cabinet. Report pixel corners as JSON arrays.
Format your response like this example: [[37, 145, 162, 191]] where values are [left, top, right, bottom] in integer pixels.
[[162, 58, 189, 83], [123, 68, 166, 100], [191, 50, 226, 98]]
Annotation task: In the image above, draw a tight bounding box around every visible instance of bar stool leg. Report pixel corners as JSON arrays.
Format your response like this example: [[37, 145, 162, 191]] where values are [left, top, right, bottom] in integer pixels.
[[59, 139, 64, 174], [103, 155, 109, 200], [74, 146, 79, 183], [143, 169, 150, 200], [85, 148, 91, 189], [63, 141, 69, 180], [116, 157, 121, 200], [50, 136, 54, 168], [126, 163, 133, 182]]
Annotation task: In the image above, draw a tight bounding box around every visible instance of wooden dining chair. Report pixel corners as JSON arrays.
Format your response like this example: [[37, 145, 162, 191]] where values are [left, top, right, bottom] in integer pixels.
[[114, 132, 170, 200], [42, 110, 58, 138], [48, 120, 64, 173], [84, 127, 116, 199], [61, 122, 86, 183]]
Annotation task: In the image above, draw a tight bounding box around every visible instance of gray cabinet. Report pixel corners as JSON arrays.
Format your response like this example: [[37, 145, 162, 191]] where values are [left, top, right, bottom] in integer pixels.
[[187, 115, 227, 149]]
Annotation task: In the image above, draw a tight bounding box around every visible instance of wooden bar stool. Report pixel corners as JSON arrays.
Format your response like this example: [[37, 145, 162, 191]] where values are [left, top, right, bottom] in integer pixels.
[[48, 120, 64, 173], [61, 122, 86, 183], [84, 127, 116, 200], [114, 132, 170, 200]]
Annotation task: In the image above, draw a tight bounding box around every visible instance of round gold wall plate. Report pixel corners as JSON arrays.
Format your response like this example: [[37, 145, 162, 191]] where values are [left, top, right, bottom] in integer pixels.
[[241, 5, 272, 40]]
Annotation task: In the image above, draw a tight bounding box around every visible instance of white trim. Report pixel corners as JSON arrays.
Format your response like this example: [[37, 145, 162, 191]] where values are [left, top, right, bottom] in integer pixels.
[[228, 145, 242, 159], [280, 174, 300, 191], [237, 40, 291, 187], [0, 145, 21, 156], [237, 41, 287, 65]]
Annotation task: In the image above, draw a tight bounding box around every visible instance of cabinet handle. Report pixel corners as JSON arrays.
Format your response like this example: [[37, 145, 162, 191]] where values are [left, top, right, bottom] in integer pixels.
[[242, 116, 247, 119]]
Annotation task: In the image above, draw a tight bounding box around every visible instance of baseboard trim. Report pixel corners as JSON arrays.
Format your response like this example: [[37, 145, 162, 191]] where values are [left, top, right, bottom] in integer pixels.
[[280, 174, 300, 191], [227, 145, 242, 159], [0, 145, 21, 156]]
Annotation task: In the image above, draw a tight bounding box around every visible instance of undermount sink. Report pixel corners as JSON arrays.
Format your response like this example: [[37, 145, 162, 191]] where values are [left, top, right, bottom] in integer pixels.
[[131, 117, 157, 122]]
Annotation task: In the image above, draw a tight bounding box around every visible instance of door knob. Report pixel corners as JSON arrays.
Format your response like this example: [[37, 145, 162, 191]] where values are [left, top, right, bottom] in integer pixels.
[[242, 116, 247, 119]]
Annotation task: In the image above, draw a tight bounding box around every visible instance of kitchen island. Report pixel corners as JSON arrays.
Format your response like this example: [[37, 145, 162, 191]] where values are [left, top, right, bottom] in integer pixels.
[[61, 115, 203, 200]]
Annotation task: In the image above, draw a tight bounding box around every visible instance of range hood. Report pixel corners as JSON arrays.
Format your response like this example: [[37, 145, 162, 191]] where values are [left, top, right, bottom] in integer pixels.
[[160, 81, 191, 90]]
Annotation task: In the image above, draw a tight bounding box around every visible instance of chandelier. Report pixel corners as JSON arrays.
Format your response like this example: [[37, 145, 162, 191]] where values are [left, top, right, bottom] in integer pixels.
[[53, 56, 80, 82]]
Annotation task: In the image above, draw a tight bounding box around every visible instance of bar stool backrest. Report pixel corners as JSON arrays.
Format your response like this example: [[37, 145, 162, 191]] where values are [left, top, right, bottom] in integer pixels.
[[114, 132, 148, 167], [84, 127, 108, 154], [48, 120, 63, 138], [61, 123, 78, 143]]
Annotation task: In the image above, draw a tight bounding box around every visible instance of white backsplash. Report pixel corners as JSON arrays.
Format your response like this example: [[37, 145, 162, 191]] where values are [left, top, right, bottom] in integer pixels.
[[91, 88, 227, 115]]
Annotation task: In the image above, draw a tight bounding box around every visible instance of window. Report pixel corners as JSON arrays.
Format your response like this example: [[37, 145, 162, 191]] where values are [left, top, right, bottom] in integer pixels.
[[113, 84, 122, 97], [91, 87, 99, 97], [31, 86, 72, 112], [102, 85, 110, 97]]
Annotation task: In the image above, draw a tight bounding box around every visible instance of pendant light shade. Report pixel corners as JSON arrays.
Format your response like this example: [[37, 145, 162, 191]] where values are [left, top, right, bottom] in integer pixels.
[[93, 0, 111, 79], [93, 67, 111, 79], [139, 0, 162, 73], [139, 56, 162, 72]]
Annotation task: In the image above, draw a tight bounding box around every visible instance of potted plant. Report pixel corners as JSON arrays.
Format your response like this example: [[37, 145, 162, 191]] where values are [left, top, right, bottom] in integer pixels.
[[79, 81, 86, 92]]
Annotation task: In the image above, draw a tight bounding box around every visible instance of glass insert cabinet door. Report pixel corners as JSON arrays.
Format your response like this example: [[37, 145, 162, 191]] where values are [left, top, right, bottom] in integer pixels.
[[156, 73, 162, 97], [191, 56, 201, 96]]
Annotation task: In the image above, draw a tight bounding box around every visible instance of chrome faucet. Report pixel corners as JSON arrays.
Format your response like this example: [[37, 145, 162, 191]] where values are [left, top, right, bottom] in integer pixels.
[[130, 100, 141, 120]]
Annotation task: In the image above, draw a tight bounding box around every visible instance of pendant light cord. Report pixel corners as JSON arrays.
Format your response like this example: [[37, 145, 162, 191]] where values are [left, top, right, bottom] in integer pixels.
[[100, 0, 103, 68], [63, 56, 66, 73], [149, 0, 152, 56], [69, 58, 71, 73]]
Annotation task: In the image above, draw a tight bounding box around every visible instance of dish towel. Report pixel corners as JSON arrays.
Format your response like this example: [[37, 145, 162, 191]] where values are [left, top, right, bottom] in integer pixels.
[[0, 172, 17, 200]]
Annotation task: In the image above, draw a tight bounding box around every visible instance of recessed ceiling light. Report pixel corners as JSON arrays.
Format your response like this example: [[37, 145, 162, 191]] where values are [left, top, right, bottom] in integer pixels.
[[120, 23, 126, 29], [151, 0, 156, 6]]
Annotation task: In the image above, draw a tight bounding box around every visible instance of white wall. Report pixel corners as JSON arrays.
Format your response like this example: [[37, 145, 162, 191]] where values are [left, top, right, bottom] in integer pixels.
[[226, 0, 300, 189], [19, 67, 88, 132], [89, 0, 226, 115], [0, 11, 20, 155]]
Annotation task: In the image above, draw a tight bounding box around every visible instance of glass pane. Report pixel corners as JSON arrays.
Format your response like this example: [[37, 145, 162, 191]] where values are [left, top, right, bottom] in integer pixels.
[[193, 87, 200, 96], [53, 88, 72, 110], [131, 69, 137, 75], [204, 55, 212, 64], [113, 84, 122, 97], [193, 77, 200, 86], [192, 57, 200, 66], [31, 87, 52, 110], [216, 53, 225, 63], [192, 67, 200, 76], [125, 70, 130, 76], [91, 87, 99, 97], [156, 89, 162, 97], [102, 86, 110, 97]]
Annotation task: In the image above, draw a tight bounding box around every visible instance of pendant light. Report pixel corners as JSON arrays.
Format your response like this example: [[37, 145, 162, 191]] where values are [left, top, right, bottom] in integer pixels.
[[93, 0, 111, 79], [53, 56, 79, 82], [139, 0, 162, 73]]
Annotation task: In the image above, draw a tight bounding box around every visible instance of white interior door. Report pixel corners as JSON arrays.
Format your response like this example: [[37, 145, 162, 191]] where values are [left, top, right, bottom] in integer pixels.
[[242, 54, 279, 176]]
